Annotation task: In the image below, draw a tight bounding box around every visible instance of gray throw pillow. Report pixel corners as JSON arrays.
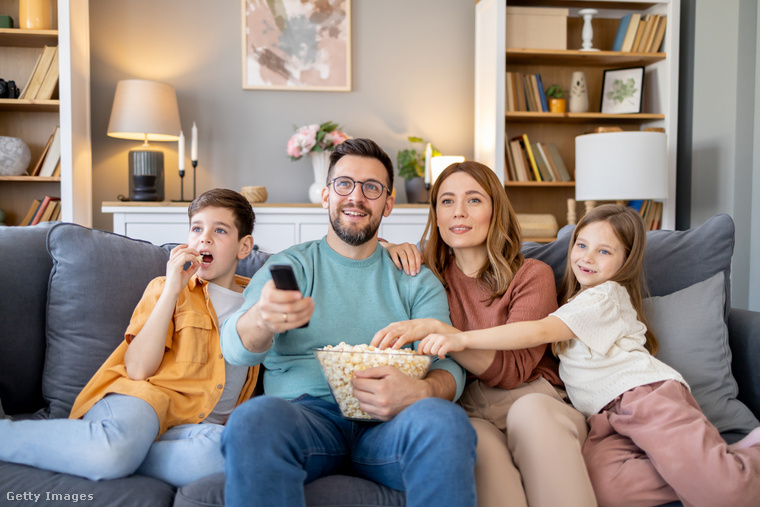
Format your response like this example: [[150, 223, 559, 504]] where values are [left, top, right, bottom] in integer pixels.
[[645, 272, 759, 435], [43, 224, 170, 418]]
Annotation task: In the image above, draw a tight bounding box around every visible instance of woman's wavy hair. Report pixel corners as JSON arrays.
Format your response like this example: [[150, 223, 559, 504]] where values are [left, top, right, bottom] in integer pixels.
[[553, 204, 658, 355], [421, 161, 523, 304]]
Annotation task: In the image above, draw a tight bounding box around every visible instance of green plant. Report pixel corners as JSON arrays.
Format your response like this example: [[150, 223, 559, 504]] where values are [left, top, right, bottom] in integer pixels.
[[545, 84, 565, 99], [397, 136, 441, 180]]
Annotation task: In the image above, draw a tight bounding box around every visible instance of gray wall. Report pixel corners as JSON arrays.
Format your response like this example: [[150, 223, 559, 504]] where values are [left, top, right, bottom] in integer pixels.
[[89, 0, 475, 231], [689, 0, 759, 311]]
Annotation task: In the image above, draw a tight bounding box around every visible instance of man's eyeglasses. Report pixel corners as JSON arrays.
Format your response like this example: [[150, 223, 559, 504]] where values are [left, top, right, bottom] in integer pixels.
[[329, 176, 389, 200]]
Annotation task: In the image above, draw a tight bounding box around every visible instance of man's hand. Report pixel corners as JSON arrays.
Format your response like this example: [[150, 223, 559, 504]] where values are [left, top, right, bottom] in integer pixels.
[[351, 366, 432, 421]]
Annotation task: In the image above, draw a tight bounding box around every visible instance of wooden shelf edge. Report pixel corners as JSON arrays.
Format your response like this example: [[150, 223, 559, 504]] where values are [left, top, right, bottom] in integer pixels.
[[0, 99, 60, 112], [0, 176, 61, 182], [505, 182, 575, 187], [505, 112, 665, 123], [506, 48, 666, 66], [0, 28, 58, 47]]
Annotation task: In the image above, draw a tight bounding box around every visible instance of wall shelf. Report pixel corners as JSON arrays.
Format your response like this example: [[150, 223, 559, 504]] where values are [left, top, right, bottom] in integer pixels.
[[0, 28, 58, 47]]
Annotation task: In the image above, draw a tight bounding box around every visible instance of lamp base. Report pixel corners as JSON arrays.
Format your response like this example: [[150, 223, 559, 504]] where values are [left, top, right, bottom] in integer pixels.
[[129, 148, 164, 201]]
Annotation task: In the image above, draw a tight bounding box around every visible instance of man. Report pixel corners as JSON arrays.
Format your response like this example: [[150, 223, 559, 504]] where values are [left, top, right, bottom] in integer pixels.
[[220, 138, 477, 507]]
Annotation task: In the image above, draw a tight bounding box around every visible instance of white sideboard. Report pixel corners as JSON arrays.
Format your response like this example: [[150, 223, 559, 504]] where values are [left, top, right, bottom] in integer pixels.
[[102, 202, 430, 253]]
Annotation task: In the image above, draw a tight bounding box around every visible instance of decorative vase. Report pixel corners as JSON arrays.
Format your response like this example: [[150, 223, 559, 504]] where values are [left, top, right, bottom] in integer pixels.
[[308, 150, 331, 204], [569, 71, 589, 113], [0, 136, 32, 176], [548, 98, 566, 113], [405, 177, 428, 204], [578, 8, 600, 51], [18, 0, 53, 30]]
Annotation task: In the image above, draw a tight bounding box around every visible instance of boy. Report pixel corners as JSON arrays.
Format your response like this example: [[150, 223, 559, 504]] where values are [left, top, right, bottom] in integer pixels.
[[0, 188, 258, 487]]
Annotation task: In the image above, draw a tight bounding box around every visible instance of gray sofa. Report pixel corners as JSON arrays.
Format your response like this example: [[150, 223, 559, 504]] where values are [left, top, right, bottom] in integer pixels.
[[1, 214, 758, 507]]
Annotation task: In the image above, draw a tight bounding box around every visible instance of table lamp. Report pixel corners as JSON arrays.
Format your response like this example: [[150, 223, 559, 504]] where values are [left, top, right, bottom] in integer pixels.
[[430, 155, 465, 186], [107, 79, 181, 201], [575, 131, 667, 215]]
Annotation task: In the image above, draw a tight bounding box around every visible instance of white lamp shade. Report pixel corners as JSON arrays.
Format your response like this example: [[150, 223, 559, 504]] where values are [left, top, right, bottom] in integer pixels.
[[107, 79, 181, 142], [431, 155, 465, 185], [575, 131, 667, 201]]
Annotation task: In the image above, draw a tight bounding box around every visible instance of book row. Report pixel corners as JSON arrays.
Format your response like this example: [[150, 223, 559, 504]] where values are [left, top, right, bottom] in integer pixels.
[[26, 126, 61, 178], [18, 45, 60, 101], [505, 133, 572, 183], [19, 195, 61, 226], [506, 72, 549, 113], [628, 199, 663, 231], [611, 14, 667, 53]]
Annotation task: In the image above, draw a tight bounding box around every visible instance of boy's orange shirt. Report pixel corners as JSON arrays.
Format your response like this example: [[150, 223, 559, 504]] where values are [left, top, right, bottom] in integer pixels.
[[70, 274, 259, 436]]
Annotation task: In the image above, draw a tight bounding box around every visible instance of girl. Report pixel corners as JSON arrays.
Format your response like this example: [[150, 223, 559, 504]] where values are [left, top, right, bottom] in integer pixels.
[[400, 204, 760, 507], [373, 161, 596, 507]]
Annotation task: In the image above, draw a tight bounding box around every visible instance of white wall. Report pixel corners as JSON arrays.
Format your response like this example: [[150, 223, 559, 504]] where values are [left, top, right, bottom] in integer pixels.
[[691, 0, 759, 311], [89, 0, 475, 231]]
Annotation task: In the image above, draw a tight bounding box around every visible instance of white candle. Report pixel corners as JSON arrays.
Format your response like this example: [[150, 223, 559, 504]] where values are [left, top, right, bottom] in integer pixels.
[[178, 130, 185, 172], [191, 122, 198, 162], [424, 143, 432, 185]]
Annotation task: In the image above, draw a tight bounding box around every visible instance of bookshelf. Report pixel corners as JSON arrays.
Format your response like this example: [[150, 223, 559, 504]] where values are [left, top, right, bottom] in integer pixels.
[[0, 1, 91, 226], [475, 0, 679, 232]]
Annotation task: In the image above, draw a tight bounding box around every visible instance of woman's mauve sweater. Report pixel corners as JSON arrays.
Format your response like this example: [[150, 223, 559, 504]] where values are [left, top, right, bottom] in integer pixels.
[[445, 258, 562, 389]]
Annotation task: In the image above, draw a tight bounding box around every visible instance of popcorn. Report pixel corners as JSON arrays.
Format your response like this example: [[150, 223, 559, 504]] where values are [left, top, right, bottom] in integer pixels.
[[314, 342, 433, 420]]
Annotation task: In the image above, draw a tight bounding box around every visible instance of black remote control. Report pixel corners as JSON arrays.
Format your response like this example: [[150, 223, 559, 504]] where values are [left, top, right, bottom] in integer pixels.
[[269, 264, 308, 328]]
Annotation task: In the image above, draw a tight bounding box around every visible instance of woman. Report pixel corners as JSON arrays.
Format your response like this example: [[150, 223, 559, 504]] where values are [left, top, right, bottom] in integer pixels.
[[372, 161, 596, 507]]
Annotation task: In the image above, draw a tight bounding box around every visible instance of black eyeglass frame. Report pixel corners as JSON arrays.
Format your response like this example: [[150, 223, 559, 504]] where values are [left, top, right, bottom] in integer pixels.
[[328, 176, 389, 200]]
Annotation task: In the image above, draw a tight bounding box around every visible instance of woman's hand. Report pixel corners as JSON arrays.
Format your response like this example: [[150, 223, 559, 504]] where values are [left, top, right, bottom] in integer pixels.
[[418, 332, 469, 359], [370, 318, 451, 350], [382, 241, 423, 276]]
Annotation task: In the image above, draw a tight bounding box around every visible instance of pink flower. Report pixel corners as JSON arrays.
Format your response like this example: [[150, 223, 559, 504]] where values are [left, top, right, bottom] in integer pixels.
[[324, 130, 348, 148], [287, 121, 350, 161]]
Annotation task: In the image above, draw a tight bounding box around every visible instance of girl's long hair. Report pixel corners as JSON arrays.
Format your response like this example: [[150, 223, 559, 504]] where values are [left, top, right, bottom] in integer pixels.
[[553, 204, 658, 355], [421, 161, 523, 303]]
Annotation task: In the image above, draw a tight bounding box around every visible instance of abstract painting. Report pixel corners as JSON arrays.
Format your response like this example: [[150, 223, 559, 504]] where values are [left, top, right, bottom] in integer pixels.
[[242, 0, 351, 91]]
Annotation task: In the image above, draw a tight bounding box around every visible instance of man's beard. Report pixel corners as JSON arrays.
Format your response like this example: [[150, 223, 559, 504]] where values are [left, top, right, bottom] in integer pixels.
[[330, 203, 382, 246]]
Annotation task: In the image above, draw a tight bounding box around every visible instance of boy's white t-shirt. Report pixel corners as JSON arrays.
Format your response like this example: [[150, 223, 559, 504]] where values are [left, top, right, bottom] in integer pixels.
[[552, 281, 686, 417], [203, 281, 250, 425]]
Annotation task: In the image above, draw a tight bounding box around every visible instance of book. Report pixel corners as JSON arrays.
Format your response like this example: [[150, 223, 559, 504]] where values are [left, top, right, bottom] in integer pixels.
[[520, 134, 542, 181], [522, 74, 536, 111], [529, 74, 543, 112], [35, 46, 59, 100], [51, 202, 62, 221], [544, 143, 572, 181], [505, 72, 515, 112], [509, 139, 529, 181], [637, 14, 659, 53], [611, 13, 632, 51], [627, 199, 644, 212], [514, 72, 527, 111], [532, 142, 554, 181], [620, 13, 641, 52], [30, 196, 60, 226], [536, 74, 549, 112], [504, 133, 516, 181], [18, 51, 43, 99], [649, 16, 667, 52], [29, 129, 56, 177], [631, 19, 646, 53], [39, 199, 59, 223], [38, 127, 61, 177], [537, 142, 560, 181], [22, 45, 56, 100], [19, 199, 41, 226]]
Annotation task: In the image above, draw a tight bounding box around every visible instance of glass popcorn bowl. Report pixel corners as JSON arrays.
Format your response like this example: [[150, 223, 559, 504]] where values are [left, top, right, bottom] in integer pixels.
[[313, 343, 434, 421]]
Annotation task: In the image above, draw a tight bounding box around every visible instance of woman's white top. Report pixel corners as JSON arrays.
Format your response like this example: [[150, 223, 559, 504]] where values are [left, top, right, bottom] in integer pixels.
[[552, 281, 686, 417]]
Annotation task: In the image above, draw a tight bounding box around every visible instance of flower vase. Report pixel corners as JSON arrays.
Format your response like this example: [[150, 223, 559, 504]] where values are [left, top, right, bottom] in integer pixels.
[[308, 150, 331, 203]]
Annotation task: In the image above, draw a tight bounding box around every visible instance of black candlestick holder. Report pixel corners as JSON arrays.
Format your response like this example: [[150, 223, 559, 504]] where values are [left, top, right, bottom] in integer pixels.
[[172, 161, 197, 203], [192, 160, 197, 200]]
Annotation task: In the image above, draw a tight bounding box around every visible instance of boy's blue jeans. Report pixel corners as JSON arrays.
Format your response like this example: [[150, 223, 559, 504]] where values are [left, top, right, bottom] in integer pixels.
[[222, 395, 478, 507], [0, 394, 225, 487]]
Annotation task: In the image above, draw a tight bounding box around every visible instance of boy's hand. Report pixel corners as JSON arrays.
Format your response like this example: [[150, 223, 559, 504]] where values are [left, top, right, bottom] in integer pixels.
[[256, 279, 314, 333], [166, 244, 201, 296]]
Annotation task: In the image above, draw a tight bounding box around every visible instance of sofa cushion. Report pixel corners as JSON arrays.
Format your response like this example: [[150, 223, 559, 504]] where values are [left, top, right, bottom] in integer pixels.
[[0, 462, 175, 507], [0, 223, 55, 415], [174, 472, 405, 507], [42, 224, 170, 418], [645, 272, 759, 436]]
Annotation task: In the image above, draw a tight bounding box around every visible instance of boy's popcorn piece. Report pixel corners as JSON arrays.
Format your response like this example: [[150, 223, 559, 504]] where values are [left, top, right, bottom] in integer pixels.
[[314, 342, 434, 420], [195, 254, 203, 263]]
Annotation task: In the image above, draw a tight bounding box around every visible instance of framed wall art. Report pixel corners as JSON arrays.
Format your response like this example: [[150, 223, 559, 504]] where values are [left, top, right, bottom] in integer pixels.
[[242, 0, 351, 91], [600, 66, 645, 114]]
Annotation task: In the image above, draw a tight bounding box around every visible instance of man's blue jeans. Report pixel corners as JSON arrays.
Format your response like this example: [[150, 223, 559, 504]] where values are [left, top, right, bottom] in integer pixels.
[[222, 395, 477, 507]]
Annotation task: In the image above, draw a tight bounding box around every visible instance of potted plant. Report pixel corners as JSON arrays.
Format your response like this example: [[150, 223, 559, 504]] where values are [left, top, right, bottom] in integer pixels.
[[397, 136, 440, 203], [545, 84, 567, 113]]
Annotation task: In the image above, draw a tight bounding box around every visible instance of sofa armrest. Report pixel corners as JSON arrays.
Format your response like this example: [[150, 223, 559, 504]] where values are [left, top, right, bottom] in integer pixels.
[[728, 308, 760, 421]]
